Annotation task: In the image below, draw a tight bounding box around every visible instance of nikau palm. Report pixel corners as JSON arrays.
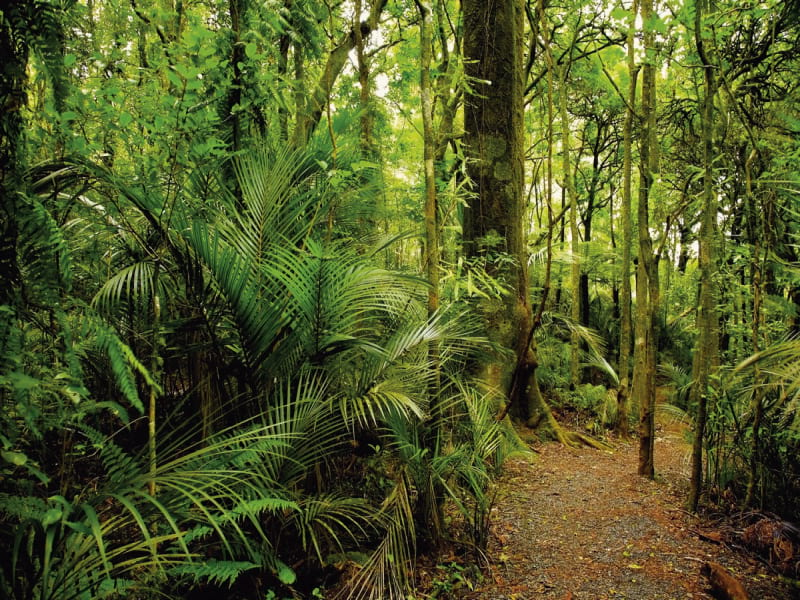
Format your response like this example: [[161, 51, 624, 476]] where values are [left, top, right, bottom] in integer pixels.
[[1, 144, 509, 599]]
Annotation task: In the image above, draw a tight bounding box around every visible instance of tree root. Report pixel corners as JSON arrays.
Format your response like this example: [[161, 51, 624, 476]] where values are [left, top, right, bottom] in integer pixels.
[[524, 414, 612, 450], [562, 429, 613, 450]]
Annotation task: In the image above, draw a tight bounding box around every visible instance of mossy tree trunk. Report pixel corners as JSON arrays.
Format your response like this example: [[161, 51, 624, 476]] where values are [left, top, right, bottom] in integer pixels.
[[463, 0, 595, 448], [634, 0, 659, 479], [617, 0, 639, 436], [463, 0, 531, 417], [689, 0, 720, 511]]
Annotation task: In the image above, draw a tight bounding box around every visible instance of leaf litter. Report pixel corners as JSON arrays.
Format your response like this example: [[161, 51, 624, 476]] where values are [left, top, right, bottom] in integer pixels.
[[450, 425, 795, 600]]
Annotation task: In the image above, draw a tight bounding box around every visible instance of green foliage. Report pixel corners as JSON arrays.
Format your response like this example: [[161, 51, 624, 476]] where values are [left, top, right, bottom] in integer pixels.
[[17, 194, 72, 302], [5, 0, 798, 594]]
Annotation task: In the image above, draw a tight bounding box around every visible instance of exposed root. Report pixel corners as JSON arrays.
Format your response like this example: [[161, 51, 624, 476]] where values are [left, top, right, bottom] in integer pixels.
[[563, 430, 613, 450], [524, 416, 612, 450]]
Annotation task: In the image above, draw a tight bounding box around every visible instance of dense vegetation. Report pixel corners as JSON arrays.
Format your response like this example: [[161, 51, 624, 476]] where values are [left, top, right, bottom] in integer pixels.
[[1, 0, 799, 598]]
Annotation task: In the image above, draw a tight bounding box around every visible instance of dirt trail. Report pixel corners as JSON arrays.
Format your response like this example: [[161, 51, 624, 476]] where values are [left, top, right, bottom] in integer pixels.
[[462, 428, 793, 600]]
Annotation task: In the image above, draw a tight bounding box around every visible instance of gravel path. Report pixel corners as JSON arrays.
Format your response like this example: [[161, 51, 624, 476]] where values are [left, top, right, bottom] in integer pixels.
[[460, 429, 794, 599]]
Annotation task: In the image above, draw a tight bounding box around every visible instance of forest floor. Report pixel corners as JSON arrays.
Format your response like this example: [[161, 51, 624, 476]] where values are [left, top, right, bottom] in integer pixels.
[[418, 419, 797, 600]]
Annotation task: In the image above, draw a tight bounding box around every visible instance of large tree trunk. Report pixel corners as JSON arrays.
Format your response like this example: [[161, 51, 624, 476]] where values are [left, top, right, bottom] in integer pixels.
[[0, 4, 31, 304], [463, 0, 531, 416]]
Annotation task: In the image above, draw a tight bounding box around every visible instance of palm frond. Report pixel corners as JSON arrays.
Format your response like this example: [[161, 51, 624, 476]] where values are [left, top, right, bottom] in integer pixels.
[[92, 260, 167, 316], [185, 219, 290, 380], [289, 494, 377, 563], [733, 339, 800, 426], [337, 477, 415, 600]]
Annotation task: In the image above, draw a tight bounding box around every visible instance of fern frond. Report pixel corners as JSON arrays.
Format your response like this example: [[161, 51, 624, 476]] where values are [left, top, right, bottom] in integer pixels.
[[78, 425, 143, 485], [168, 559, 259, 587], [78, 311, 158, 414], [16, 193, 72, 302], [0, 493, 47, 521]]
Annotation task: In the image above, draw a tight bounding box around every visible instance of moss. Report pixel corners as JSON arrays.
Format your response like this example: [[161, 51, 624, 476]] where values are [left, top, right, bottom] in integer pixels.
[[485, 135, 507, 159], [494, 160, 513, 181]]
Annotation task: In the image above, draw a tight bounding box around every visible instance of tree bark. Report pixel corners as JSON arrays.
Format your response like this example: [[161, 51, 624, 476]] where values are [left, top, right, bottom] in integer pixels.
[[689, 0, 719, 511], [463, 0, 530, 416], [635, 0, 658, 479], [559, 64, 582, 390], [617, 0, 639, 435]]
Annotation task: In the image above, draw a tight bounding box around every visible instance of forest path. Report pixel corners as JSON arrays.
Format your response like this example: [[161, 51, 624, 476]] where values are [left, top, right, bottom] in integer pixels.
[[459, 425, 791, 600]]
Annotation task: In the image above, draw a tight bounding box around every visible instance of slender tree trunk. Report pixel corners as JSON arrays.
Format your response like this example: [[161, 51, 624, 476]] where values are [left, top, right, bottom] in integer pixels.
[[355, 0, 374, 157], [293, 42, 305, 143], [416, 0, 444, 543], [744, 148, 764, 507], [229, 0, 244, 153], [635, 0, 658, 478], [419, 2, 439, 323], [617, 0, 639, 435], [689, 0, 719, 511], [291, 0, 387, 147], [277, 32, 290, 141], [559, 66, 581, 389], [148, 267, 162, 497]]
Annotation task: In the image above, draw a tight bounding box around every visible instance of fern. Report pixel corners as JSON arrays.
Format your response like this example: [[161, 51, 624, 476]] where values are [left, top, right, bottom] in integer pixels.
[[169, 559, 260, 587], [221, 497, 299, 524], [0, 305, 21, 376], [336, 478, 415, 600], [0, 493, 47, 521], [16, 194, 72, 302], [79, 425, 143, 485], [78, 310, 159, 414]]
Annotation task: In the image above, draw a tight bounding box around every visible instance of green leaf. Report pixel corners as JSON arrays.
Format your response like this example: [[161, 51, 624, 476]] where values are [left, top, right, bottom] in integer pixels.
[[119, 112, 133, 127], [42, 507, 63, 527], [6, 371, 40, 390], [245, 42, 258, 59], [64, 53, 77, 67], [167, 70, 184, 88], [610, 7, 630, 21], [1, 450, 27, 466], [276, 561, 296, 585]]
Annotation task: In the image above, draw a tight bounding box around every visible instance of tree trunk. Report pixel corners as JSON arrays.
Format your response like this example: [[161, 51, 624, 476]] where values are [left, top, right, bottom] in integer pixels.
[[463, 0, 530, 415], [0, 10, 27, 304], [617, 0, 639, 435], [291, 0, 387, 147], [743, 149, 763, 507], [416, 0, 444, 543], [559, 65, 582, 390], [689, 0, 719, 511], [635, 0, 658, 479]]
